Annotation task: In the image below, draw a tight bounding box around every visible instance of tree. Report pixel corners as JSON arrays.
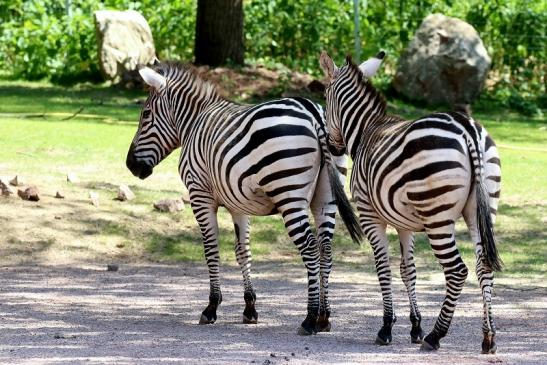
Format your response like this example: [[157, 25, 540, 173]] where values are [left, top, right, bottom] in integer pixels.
[[194, 0, 244, 66]]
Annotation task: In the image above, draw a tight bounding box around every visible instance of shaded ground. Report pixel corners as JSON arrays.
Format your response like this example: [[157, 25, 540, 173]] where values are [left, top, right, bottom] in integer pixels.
[[1, 263, 545, 364]]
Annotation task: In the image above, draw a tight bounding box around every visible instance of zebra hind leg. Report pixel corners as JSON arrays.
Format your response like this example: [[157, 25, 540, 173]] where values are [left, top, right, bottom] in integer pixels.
[[231, 213, 258, 324], [421, 223, 468, 351], [463, 196, 498, 354], [278, 204, 321, 335], [310, 171, 337, 333], [397, 229, 425, 344]]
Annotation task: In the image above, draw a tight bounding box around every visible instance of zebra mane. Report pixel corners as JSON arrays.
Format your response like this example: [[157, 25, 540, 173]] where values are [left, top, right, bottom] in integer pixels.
[[343, 55, 388, 121], [154, 61, 219, 100]]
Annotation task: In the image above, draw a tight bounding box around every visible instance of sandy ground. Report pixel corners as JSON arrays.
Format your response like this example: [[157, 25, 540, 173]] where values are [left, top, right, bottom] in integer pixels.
[[0, 262, 546, 365]]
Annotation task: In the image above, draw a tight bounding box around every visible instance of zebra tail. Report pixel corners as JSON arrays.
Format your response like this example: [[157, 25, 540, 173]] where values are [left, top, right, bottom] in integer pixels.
[[475, 179, 503, 272], [467, 126, 503, 272], [327, 163, 363, 244]]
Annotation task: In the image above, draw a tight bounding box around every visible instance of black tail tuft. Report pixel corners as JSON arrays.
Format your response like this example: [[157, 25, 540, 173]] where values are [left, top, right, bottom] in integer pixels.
[[328, 164, 362, 244], [476, 182, 503, 271]]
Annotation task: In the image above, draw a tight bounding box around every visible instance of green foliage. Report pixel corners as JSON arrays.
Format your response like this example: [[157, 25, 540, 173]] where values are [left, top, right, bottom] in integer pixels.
[[0, 0, 544, 112], [0, 0, 195, 83]]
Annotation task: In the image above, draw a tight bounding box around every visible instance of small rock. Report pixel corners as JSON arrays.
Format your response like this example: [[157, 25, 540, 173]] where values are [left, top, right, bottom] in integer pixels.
[[0, 178, 15, 196], [115, 243, 125, 248], [284, 356, 290, 361], [54, 215, 62, 220], [263, 360, 272, 365], [55, 190, 65, 199], [67, 172, 79, 183], [270, 353, 276, 358], [291, 353, 295, 357], [89, 191, 99, 206], [107, 264, 119, 272], [116, 184, 135, 201], [9, 175, 23, 186], [17, 186, 40, 201], [304, 347, 309, 351], [153, 199, 184, 212]]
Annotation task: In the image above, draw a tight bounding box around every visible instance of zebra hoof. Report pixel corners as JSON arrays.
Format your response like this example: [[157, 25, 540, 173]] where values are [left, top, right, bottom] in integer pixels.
[[297, 325, 316, 336], [375, 325, 392, 345], [199, 313, 216, 325], [242, 314, 258, 324], [420, 334, 440, 351], [298, 315, 318, 336], [411, 327, 425, 344], [481, 334, 497, 354], [375, 335, 392, 346], [242, 305, 258, 324], [316, 312, 331, 332]]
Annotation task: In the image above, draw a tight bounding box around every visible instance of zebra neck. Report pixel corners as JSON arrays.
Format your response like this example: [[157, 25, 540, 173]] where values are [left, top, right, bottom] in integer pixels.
[[174, 97, 237, 149], [342, 110, 387, 159]]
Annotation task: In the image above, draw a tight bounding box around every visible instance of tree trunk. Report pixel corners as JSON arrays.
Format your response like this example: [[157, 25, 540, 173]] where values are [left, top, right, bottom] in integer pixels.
[[194, 0, 244, 66]]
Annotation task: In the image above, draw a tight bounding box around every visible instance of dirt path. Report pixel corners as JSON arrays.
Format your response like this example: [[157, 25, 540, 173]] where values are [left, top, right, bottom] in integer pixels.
[[0, 263, 545, 364]]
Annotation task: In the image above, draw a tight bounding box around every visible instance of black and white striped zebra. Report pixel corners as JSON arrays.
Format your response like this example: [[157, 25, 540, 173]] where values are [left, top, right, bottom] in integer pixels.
[[319, 51, 502, 353], [126, 62, 361, 335]]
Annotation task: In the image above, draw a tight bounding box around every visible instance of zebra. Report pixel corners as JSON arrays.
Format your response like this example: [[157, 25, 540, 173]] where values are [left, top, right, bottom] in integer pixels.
[[125, 62, 362, 335], [319, 51, 502, 353]]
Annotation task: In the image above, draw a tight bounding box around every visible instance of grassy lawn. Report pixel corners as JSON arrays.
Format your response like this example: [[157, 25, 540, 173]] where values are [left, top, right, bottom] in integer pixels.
[[0, 80, 545, 279]]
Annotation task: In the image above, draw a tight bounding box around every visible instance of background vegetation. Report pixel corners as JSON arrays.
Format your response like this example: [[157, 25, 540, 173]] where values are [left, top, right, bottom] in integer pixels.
[[0, 0, 545, 114]]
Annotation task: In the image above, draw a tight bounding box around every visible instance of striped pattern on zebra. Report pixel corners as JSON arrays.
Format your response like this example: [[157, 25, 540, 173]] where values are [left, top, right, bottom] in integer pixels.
[[126, 62, 361, 335], [319, 51, 502, 353]]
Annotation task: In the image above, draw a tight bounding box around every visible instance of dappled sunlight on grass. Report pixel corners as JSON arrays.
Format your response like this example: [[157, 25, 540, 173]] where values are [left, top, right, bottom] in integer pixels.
[[0, 81, 545, 279]]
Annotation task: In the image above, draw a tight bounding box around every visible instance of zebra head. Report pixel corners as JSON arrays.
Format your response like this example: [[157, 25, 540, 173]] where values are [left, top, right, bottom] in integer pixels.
[[320, 51, 385, 155], [126, 66, 180, 179]]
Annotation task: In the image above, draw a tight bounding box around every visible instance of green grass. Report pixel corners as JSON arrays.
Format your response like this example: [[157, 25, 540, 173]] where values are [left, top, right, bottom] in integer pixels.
[[0, 80, 545, 278]]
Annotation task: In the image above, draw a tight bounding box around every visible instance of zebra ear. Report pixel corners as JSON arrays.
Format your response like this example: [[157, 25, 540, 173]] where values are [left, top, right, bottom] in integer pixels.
[[320, 51, 338, 81], [139, 67, 166, 91], [359, 51, 386, 78]]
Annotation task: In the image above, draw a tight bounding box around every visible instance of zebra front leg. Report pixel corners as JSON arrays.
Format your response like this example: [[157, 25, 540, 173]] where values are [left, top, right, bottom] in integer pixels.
[[362, 220, 396, 345], [397, 229, 425, 344], [421, 223, 468, 351], [279, 204, 321, 335], [231, 213, 258, 324], [191, 201, 222, 325]]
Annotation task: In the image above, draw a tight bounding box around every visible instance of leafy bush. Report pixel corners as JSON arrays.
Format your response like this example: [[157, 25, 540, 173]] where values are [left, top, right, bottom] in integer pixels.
[[0, 0, 544, 113]]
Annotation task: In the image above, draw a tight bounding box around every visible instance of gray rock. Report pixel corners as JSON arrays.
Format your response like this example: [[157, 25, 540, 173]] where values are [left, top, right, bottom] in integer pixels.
[[55, 190, 65, 199], [116, 184, 135, 201], [94, 10, 156, 85], [0, 178, 15, 196], [153, 199, 184, 213], [18, 186, 40, 201], [393, 14, 491, 107]]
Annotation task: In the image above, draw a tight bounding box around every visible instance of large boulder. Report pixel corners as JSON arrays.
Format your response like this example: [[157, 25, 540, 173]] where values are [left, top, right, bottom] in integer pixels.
[[393, 14, 491, 107], [94, 10, 156, 85]]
